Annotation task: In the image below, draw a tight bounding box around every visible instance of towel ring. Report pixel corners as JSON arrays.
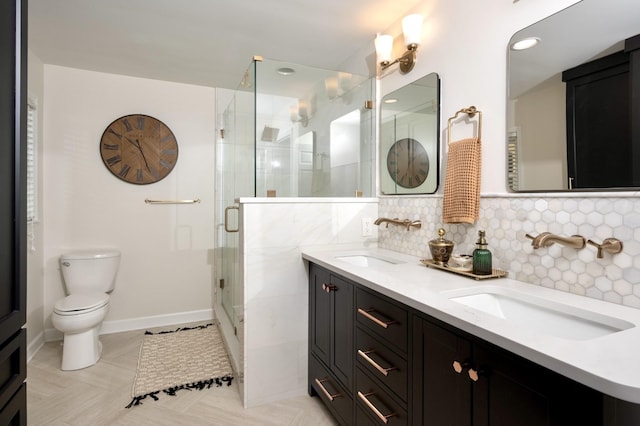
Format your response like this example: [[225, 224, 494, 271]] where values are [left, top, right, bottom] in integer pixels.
[[447, 106, 482, 144]]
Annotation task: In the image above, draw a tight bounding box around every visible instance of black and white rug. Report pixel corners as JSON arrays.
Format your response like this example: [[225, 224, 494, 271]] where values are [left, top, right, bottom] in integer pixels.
[[126, 323, 233, 408]]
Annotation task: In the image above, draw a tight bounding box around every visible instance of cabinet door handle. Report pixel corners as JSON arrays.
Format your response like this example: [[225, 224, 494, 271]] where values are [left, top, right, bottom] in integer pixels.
[[321, 283, 337, 293], [358, 349, 398, 377], [452, 360, 470, 374], [357, 308, 396, 329], [357, 391, 397, 424], [314, 378, 342, 402], [468, 367, 484, 382]]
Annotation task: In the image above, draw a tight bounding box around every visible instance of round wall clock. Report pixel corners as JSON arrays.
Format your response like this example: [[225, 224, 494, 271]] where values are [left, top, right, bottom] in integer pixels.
[[99, 114, 178, 185], [386, 137, 430, 188]]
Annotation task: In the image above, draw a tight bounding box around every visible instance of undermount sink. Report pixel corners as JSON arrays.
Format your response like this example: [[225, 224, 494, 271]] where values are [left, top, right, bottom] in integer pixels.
[[443, 286, 634, 340], [334, 253, 405, 268]]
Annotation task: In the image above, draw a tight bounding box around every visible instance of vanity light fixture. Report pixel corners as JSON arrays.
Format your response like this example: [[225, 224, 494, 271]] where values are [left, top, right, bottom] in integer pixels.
[[510, 37, 540, 51], [290, 99, 309, 127], [325, 72, 352, 101], [375, 13, 423, 74]]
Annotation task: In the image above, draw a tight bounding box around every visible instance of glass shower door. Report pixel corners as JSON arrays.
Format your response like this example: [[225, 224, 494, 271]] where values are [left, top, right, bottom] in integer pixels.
[[216, 61, 256, 353]]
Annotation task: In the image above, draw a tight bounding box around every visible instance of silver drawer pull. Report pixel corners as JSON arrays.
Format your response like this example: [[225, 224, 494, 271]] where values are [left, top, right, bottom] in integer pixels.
[[314, 378, 342, 402], [357, 308, 396, 329], [357, 391, 397, 424], [358, 349, 397, 377]]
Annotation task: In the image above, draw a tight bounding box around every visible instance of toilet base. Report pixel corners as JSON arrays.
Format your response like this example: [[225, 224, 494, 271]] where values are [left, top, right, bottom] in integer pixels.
[[61, 326, 102, 371]]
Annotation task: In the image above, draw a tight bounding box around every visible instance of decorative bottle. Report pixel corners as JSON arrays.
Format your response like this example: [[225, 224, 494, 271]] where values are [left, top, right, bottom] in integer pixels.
[[472, 230, 492, 275]]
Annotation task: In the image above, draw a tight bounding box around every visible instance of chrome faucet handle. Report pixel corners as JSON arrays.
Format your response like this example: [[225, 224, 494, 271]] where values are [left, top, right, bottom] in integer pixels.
[[587, 238, 623, 259]]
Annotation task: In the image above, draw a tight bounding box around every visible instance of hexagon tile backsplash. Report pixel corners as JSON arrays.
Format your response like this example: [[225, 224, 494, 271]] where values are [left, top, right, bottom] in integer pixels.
[[378, 195, 640, 309]]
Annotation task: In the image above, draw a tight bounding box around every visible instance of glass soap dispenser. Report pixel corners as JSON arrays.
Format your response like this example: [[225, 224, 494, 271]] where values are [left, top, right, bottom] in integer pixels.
[[472, 230, 492, 275]]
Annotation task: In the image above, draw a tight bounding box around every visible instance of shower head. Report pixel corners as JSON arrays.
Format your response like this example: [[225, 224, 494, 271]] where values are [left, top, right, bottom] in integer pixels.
[[261, 126, 280, 142]]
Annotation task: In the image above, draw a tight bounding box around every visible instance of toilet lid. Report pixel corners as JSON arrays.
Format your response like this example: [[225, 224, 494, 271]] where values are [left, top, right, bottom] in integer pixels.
[[54, 293, 109, 315]]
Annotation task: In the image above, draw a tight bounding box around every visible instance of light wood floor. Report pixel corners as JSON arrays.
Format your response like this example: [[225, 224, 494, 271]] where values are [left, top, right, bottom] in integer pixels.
[[27, 322, 336, 425]]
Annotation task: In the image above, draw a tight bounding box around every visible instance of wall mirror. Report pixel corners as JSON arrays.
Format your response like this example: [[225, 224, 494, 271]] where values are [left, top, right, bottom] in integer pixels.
[[507, 0, 640, 192], [380, 72, 440, 195]]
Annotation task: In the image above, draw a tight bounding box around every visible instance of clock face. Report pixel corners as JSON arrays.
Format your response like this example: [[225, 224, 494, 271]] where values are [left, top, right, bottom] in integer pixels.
[[386, 138, 430, 189], [99, 114, 178, 185]]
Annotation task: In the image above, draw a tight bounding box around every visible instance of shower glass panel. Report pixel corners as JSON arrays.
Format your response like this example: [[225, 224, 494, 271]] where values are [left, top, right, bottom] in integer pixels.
[[253, 59, 374, 197], [215, 57, 373, 379]]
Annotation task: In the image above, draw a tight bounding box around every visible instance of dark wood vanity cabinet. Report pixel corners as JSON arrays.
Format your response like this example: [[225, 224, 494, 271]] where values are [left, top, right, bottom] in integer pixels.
[[413, 315, 603, 426], [308, 263, 354, 425], [308, 263, 640, 426], [355, 287, 410, 424]]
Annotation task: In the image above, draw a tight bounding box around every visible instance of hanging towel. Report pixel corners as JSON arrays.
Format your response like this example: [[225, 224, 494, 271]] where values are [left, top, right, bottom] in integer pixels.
[[442, 137, 481, 224]]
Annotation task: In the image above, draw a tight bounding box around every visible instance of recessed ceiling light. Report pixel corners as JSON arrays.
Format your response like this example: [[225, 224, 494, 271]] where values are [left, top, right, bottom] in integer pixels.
[[277, 67, 296, 76], [510, 37, 540, 51], [384, 98, 398, 104]]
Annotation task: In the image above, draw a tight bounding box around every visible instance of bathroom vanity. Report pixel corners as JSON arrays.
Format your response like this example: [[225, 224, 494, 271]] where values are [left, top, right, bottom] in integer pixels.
[[304, 247, 640, 425]]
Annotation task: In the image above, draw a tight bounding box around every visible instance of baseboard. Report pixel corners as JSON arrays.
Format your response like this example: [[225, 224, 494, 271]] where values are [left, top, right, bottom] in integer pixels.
[[27, 329, 45, 363], [43, 309, 215, 342], [100, 309, 215, 335]]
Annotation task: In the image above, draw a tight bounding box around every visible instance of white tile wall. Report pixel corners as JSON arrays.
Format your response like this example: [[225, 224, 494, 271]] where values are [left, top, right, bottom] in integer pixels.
[[378, 195, 640, 309]]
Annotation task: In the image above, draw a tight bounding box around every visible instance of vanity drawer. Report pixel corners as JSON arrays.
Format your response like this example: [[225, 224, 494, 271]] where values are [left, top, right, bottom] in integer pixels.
[[356, 288, 408, 353], [309, 354, 353, 425], [356, 327, 408, 402], [356, 367, 408, 425], [0, 329, 26, 413]]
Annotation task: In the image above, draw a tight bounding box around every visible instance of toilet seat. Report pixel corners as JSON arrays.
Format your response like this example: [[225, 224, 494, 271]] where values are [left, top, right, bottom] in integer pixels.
[[54, 293, 109, 316]]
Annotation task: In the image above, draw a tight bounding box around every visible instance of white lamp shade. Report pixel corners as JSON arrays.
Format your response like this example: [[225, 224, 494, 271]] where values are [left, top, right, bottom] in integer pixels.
[[375, 34, 394, 63], [324, 77, 338, 98], [402, 14, 423, 47], [298, 100, 308, 117]]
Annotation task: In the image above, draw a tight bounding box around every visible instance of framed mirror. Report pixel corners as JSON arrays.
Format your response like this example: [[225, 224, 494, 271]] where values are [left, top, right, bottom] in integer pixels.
[[380, 72, 440, 195], [507, 0, 640, 192]]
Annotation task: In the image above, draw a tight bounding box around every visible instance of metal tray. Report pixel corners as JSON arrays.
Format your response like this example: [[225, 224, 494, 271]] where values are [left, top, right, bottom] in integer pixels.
[[420, 259, 507, 280]]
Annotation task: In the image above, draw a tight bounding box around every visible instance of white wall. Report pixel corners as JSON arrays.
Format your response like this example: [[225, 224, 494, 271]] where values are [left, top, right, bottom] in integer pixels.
[[373, 0, 581, 194], [41, 66, 217, 338], [26, 49, 45, 358]]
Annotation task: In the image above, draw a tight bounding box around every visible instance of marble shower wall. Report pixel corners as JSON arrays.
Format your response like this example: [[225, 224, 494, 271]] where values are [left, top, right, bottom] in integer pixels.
[[240, 198, 378, 407], [378, 195, 640, 309]]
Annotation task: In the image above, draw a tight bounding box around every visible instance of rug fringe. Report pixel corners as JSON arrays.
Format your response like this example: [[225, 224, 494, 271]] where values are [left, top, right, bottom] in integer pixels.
[[144, 322, 214, 336], [126, 374, 233, 408]]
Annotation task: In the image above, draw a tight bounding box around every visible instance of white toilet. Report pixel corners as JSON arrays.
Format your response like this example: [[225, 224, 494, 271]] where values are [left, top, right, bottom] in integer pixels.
[[52, 249, 120, 371]]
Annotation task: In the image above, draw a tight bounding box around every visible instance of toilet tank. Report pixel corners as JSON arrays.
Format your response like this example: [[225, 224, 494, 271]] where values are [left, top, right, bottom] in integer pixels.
[[60, 249, 121, 294]]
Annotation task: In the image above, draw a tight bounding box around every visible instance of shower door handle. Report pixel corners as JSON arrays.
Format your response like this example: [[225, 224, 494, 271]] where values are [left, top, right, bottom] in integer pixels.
[[224, 205, 239, 233]]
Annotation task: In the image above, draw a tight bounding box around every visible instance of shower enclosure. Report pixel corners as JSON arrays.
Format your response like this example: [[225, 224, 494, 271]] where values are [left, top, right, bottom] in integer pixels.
[[214, 57, 374, 379]]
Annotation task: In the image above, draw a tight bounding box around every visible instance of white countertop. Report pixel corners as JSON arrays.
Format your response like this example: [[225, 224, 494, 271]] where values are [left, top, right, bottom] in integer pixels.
[[302, 245, 640, 404]]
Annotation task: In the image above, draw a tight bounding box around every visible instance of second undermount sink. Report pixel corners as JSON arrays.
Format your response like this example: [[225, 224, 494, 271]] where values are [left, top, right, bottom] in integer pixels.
[[443, 286, 634, 340], [334, 252, 406, 268]]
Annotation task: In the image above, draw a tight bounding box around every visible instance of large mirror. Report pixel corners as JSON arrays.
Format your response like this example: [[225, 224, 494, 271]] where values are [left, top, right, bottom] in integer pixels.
[[507, 0, 640, 192], [380, 73, 440, 195]]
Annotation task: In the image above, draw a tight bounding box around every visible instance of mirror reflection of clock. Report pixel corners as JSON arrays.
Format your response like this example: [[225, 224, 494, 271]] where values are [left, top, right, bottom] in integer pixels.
[[386, 138, 430, 188]]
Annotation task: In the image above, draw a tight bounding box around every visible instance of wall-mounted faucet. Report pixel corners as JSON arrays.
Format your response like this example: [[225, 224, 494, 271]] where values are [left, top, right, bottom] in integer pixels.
[[374, 217, 422, 231], [525, 232, 586, 249]]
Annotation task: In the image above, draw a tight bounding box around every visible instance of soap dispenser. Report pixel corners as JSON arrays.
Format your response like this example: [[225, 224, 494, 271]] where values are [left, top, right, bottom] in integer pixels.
[[472, 230, 492, 275]]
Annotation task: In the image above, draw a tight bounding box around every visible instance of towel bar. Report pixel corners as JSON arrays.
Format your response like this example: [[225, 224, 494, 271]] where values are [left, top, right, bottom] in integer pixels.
[[144, 198, 201, 204], [447, 106, 482, 143]]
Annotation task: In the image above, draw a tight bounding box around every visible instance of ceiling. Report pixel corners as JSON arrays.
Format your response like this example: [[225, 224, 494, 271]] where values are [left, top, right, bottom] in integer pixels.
[[28, 0, 423, 90]]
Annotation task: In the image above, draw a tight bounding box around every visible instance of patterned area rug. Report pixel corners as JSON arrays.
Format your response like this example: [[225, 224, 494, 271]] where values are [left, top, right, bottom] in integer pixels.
[[126, 323, 233, 408]]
